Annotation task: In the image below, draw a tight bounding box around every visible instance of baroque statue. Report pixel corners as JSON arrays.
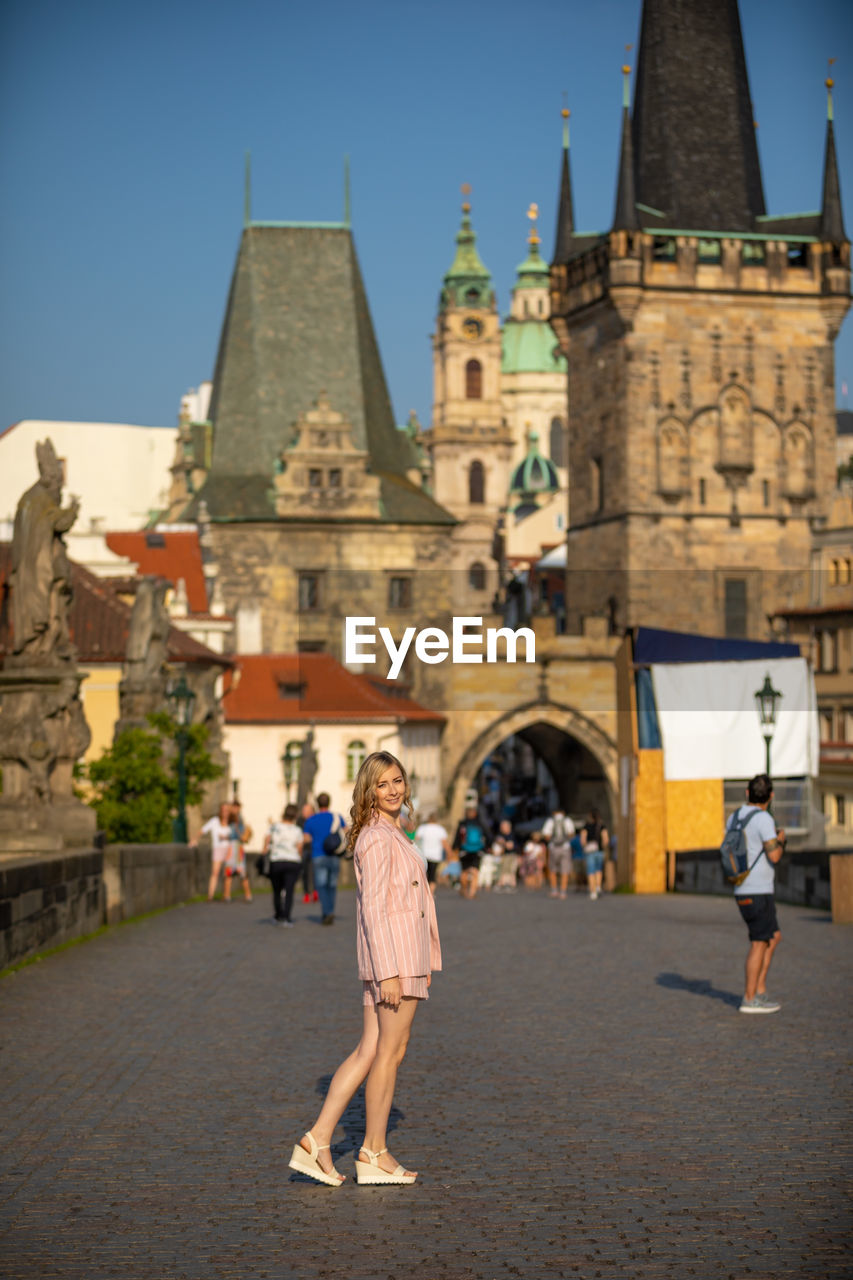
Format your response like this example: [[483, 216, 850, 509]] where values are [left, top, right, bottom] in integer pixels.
[[10, 438, 80, 665]]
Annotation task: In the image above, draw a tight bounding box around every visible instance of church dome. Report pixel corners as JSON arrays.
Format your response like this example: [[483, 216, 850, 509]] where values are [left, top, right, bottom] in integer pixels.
[[509, 433, 559, 497]]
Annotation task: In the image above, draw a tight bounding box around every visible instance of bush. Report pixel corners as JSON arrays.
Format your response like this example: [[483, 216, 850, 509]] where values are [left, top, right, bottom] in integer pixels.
[[84, 714, 224, 843]]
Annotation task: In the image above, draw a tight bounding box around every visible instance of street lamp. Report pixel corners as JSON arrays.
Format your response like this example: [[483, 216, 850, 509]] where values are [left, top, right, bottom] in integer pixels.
[[167, 675, 196, 843], [754, 673, 783, 776]]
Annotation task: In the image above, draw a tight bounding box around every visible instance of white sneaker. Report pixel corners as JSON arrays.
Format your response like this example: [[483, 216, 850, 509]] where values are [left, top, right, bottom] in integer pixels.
[[739, 995, 780, 1014]]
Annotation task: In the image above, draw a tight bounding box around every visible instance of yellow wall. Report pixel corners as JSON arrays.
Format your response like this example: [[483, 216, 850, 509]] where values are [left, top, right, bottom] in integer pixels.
[[665, 778, 724, 853], [634, 748, 667, 893], [79, 665, 121, 762]]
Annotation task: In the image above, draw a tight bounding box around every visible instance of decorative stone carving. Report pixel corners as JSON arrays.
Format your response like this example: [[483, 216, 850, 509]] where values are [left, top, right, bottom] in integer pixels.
[[9, 438, 79, 667], [656, 416, 689, 501], [116, 577, 170, 734], [0, 439, 95, 850], [715, 383, 754, 479], [782, 421, 815, 504], [272, 393, 382, 519]]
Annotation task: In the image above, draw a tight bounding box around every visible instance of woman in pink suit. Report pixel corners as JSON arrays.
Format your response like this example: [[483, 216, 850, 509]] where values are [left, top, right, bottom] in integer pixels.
[[289, 751, 441, 1187]]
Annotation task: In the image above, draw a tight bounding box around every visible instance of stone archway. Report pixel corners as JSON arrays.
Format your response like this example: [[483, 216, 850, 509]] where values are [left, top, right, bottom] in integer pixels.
[[446, 699, 618, 823]]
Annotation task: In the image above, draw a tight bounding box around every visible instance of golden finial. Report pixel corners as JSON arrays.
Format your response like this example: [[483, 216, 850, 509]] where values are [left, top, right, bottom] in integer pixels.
[[461, 181, 471, 214], [561, 107, 570, 119], [827, 58, 836, 120], [527, 202, 540, 248]]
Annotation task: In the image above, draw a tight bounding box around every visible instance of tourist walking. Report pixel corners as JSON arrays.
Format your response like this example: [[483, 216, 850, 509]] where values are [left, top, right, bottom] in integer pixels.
[[453, 805, 489, 899], [223, 802, 253, 902], [289, 751, 441, 1186], [494, 818, 520, 890], [298, 801, 319, 906], [263, 803, 304, 925], [201, 801, 233, 901], [414, 812, 452, 895], [580, 809, 608, 900], [728, 773, 787, 1014], [520, 831, 546, 889], [543, 807, 576, 899], [303, 792, 347, 925]]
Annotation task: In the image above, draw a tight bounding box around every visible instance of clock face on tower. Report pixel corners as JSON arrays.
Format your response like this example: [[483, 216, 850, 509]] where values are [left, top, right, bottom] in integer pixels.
[[462, 316, 483, 340]]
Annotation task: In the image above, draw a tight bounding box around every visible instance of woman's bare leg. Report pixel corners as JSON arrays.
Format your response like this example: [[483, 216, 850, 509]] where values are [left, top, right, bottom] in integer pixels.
[[301, 1004, 379, 1176], [361, 997, 419, 1175], [207, 861, 223, 900]]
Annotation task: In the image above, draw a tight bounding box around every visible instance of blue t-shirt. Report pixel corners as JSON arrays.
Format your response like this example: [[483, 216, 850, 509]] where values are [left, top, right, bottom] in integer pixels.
[[729, 804, 777, 896], [304, 810, 344, 858]]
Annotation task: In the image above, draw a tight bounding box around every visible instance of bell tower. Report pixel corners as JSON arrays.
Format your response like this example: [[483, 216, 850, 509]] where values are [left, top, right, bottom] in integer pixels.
[[428, 188, 512, 603]]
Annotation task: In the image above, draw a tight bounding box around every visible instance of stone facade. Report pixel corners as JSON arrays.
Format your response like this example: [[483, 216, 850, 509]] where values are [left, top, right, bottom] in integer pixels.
[[551, 223, 851, 640]]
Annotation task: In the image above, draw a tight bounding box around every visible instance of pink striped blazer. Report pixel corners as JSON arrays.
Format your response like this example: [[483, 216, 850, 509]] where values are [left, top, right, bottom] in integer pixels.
[[354, 817, 442, 983]]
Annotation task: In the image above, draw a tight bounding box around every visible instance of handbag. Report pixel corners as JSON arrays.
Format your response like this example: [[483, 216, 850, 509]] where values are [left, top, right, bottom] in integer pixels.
[[254, 852, 270, 878]]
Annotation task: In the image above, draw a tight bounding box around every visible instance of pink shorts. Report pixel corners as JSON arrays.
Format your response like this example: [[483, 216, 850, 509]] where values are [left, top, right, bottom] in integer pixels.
[[362, 976, 429, 1006]]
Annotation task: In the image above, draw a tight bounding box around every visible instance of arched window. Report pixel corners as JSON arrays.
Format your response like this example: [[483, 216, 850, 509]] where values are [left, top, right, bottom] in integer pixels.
[[346, 740, 367, 783], [549, 417, 567, 468], [469, 460, 485, 504], [469, 561, 486, 590], [465, 359, 482, 399]]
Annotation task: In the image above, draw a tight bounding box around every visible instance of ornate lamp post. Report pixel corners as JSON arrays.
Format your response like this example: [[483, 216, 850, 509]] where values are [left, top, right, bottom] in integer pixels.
[[167, 675, 196, 843], [754, 673, 783, 777], [281, 741, 301, 799]]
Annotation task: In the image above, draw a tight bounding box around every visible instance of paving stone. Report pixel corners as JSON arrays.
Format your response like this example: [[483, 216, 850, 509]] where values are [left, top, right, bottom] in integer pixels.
[[0, 890, 850, 1278]]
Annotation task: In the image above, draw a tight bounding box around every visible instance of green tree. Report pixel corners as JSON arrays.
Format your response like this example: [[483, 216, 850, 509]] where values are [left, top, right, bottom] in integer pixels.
[[85, 715, 223, 843], [837, 454, 853, 484]]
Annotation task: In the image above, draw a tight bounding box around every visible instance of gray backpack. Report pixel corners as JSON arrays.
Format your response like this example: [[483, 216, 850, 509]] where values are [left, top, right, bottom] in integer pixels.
[[720, 808, 763, 886]]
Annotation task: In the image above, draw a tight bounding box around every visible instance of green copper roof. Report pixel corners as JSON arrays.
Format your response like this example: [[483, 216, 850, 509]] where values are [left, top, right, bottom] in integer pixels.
[[440, 202, 494, 310], [502, 319, 566, 375], [513, 236, 550, 289], [509, 433, 560, 496]]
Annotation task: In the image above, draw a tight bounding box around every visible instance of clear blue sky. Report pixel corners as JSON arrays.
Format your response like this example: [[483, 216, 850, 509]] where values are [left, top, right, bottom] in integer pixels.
[[1, 0, 851, 435]]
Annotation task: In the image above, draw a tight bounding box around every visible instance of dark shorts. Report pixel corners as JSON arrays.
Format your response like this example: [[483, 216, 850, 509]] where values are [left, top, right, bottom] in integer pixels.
[[426, 860, 438, 884], [460, 853, 481, 872], [736, 893, 779, 942]]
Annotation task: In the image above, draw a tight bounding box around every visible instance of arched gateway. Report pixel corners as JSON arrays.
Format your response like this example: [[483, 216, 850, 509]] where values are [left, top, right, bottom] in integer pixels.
[[446, 699, 618, 827]]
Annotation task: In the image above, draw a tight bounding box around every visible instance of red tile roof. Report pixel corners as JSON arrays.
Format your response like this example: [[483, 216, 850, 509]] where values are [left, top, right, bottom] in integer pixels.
[[0, 544, 228, 667], [223, 653, 445, 724], [106, 530, 209, 613]]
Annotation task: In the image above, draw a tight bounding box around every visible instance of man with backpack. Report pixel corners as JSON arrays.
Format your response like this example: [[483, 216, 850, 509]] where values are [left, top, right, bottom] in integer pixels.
[[724, 773, 787, 1014], [542, 807, 576, 899], [453, 805, 489, 900], [303, 792, 348, 925]]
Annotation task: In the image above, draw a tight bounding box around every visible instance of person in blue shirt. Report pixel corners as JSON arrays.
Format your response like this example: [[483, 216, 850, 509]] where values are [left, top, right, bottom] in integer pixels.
[[303, 792, 347, 925]]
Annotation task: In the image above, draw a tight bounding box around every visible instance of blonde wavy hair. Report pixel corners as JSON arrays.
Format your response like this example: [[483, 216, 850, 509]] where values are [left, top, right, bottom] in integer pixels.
[[347, 751, 411, 851]]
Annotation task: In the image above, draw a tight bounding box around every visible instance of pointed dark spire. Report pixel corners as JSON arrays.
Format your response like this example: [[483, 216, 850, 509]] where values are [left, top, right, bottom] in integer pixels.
[[631, 0, 765, 231], [553, 107, 576, 263], [613, 64, 639, 231], [821, 76, 847, 243]]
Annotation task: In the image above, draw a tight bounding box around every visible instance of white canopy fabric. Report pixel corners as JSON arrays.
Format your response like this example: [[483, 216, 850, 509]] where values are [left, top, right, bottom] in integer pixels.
[[650, 657, 818, 781]]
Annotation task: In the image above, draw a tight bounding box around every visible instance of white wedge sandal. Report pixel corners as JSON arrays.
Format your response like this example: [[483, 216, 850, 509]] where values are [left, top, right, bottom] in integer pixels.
[[354, 1146, 417, 1185], [288, 1131, 345, 1186]]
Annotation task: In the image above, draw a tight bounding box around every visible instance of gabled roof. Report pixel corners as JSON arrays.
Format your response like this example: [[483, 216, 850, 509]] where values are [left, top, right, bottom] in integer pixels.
[[0, 544, 227, 667], [631, 0, 765, 232], [187, 224, 422, 520], [223, 653, 445, 724], [106, 529, 208, 613]]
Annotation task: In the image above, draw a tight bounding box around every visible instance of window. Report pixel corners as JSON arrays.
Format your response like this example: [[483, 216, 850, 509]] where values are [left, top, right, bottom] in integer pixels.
[[308, 468, 322, 488], [469, 460, 485, 504], [388, 576, 412, 609], [831, 559, 840, 585], [816, 629, 838, 673], [329, 468, 342, 488], [549, 417, 567, 468], [465, 359, 482, 399], [465, 287, 480, 306], [346, 740, 366, 782], [724, 578, 747, 639], [836, 794, 846, 826], [762, 479, 770, 508], [820, 709, 834, 742], [590, 455, 603, 513], [278, 681, 305, 699], [698, 477, 706, 506], [842, 560, 852, 585], [469, 561, 486, 591], [298, 573, 320, 611]]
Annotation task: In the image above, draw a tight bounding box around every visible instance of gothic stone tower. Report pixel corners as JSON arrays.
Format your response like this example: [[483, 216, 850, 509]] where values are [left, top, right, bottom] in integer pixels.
[[429, 193, 513, 607], [549, 0, 851, 639]]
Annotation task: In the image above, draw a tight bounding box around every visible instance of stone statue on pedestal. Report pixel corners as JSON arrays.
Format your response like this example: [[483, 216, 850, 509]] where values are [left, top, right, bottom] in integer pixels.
[[116, 577, 170, 734], [9, 439, 80, 667], [0, 438, 95, 851]]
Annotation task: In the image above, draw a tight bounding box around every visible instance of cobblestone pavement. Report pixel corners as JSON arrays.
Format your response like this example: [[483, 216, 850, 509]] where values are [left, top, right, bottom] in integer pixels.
[[1, 885, 851, 1279]]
